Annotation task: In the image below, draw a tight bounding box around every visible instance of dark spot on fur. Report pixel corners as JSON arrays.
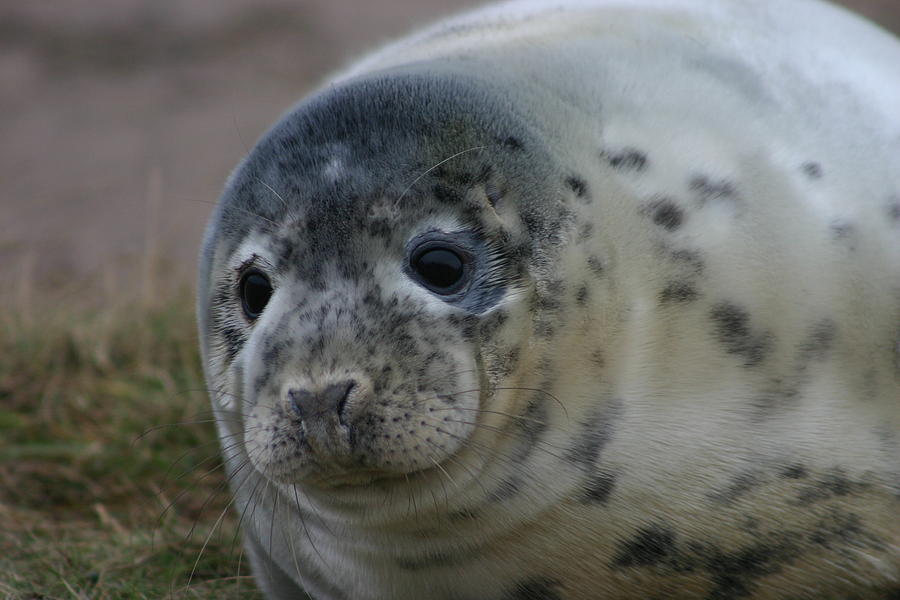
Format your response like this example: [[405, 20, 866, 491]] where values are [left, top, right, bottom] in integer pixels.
[[779, 464, 808, 480], [587, 255, 605, 277], [801, 162, 823, 179], [613, 525, 676, 568], [433, 182, 463, 204], [566, 402, 618, 469], [794, 469, 866, 505], [704, 542, 792, 599], [798, 318, 837, 363], [709, 302, 773, 367], [670, 249, 706, 274], [566, 175, 590, 202], [709, 472, 759, 505], [504, 577, 563, 600], [645, 198, 684, 231], [580, 471, 617, 504], [479, 310, 509, 339], [577, 222, 594, 242], [576, 284, 589, 306], [502, 136, 524, 151], [830, 221, 855, 242], [603, 148, 649, 172], [508, 396, 549, 465], [660, 281, 699, 305], [808, 508, 881, 552], [888, 198, 900, 224], [219, 326, 245, 362], [690, 175, 737, 205]]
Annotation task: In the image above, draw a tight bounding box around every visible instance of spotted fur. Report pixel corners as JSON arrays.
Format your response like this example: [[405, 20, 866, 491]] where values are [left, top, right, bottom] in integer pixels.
[[197, 0, 900, 598]]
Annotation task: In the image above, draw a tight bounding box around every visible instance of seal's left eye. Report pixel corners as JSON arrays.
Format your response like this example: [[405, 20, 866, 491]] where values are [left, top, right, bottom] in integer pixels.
[[240, 270, 273, 320], [410, 245, 467, 294]]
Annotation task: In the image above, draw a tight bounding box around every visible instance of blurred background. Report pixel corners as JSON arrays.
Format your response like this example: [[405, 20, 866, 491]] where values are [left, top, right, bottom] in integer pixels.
[[2, 0, 899, 303], [1, 1, 899, 598]]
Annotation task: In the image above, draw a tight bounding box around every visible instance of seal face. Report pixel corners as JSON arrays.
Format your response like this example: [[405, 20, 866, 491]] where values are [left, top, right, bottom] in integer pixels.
[[198, 1, 900, 598]]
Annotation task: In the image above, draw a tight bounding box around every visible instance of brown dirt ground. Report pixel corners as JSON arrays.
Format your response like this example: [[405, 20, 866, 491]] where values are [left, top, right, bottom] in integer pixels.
[[2, 0, 899, 305]]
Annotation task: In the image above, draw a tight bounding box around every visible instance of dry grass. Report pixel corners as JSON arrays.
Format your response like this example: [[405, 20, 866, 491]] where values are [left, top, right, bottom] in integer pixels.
[[0, 286, 262, 599]]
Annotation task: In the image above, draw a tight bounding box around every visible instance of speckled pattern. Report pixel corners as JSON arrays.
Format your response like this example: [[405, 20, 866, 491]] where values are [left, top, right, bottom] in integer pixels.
[[197, 0, 900, 598]]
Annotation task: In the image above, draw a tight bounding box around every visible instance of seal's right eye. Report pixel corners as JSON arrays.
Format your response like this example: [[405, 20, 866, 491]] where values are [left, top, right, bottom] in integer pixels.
[[239, 270, 273, 320]]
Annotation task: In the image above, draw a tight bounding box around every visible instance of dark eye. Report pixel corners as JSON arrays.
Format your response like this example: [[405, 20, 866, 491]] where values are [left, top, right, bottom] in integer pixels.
[[410, 245, 467, 294], [239, 270, 273, 320]]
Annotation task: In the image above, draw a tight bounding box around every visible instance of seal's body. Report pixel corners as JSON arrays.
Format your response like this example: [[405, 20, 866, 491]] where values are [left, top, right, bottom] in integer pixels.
[[198, 1, 900, 598]]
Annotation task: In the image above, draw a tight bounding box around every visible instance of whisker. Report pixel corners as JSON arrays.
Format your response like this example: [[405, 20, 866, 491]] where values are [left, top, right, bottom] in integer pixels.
[[292, 484, 338, 578], [441, 418, 568, 456], [430, 405, 550, 426], [397, 146, 488, 205]]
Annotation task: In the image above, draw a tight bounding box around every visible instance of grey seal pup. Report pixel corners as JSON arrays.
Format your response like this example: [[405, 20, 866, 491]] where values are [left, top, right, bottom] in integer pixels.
[[197, 0, 900, 597]]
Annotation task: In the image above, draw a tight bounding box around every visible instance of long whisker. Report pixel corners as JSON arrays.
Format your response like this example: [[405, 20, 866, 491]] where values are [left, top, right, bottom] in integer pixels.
[[397, 146, 488, 205]]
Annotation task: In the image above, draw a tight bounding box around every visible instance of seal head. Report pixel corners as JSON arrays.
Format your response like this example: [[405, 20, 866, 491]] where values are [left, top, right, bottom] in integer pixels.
[[199, 66, 571, 491]]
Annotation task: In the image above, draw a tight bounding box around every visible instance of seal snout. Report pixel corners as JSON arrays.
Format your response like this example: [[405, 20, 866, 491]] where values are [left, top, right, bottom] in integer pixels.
[[287, 379, 360, 459]]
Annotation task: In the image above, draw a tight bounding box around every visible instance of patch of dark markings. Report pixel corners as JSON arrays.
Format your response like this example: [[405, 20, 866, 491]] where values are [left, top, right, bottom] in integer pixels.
[[689, 175, 738, 205], [489, 346, 520, 379], [779, 463, 808, 480], [888, 197, 900, 224], [579, 470, 617, 505], [433, 181, 464, 204], [601, 147, 649, 172], [709, 302, 773, 367], [754, 319, 838, 416], [501, 136, 524, 151], [507, 395, 550, 465], [797, 318, 837, 364], [702, 540, 797, 600], [565, 400, 620, 470], [217, 324, 246, 362], [504, 576, 564, 600], [808, 508, 884, 552], [642, 197, 684, 231], [612, 525, 677, 568], [708, 471, 760, 505], [586, 255, 605, 277], [576, 221, 594, 242], [792, 468, 869, 505], [669, 248, 706, 274], [533, 318, 557, 338], [613, 510, 884, 599], [575, 284, 590, 306], [659, 281, 699, 305], [801, 162, 823, 179], [565, 175, 591, 202], [829, 221, 856, 242], [478, 310, 509, 340]]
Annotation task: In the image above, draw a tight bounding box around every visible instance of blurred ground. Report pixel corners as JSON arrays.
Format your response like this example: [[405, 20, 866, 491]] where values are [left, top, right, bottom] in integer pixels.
[[2, 0, 899, 303]]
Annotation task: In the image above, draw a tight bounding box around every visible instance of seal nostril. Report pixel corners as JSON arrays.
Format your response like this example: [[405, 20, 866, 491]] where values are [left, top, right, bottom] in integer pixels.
[[288, 380, 356, 424], [331, 380, 356, 427], [288, 388, 314, 417]]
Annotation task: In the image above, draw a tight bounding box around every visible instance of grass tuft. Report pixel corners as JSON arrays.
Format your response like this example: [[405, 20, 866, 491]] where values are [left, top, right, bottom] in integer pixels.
[[0, 289, 262, 599]]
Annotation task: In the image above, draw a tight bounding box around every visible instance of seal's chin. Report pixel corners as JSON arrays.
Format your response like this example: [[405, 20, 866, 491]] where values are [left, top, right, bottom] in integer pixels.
[[251, 452, 444, 492]]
